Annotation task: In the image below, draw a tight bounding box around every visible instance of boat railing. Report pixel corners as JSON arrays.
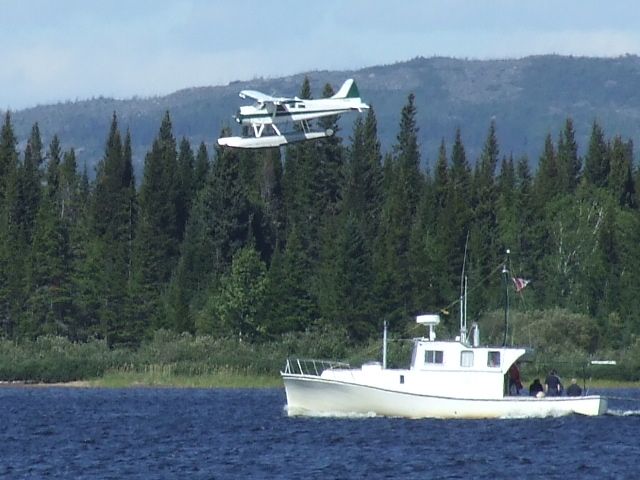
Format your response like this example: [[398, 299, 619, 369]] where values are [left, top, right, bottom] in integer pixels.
[[283, 358, 351, 377]]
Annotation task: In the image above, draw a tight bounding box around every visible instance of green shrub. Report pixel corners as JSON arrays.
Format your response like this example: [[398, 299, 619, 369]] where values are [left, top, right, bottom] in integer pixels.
[[0, 310, 636, 384], [481, 308, 600, 354]]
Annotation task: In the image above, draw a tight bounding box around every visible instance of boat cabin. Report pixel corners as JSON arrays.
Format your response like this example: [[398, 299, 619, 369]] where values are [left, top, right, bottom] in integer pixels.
[[405, 314, 527, 399]]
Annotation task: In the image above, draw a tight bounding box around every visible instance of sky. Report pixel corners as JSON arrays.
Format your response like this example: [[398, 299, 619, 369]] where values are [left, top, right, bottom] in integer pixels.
[[3, 0, 640, 110]]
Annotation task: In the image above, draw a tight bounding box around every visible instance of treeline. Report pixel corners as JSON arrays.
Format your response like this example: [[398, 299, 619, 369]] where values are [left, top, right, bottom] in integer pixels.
[[1, 76, 640, 357]]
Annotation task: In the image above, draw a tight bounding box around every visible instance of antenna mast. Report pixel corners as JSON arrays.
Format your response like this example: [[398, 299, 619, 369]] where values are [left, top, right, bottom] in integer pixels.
[[502, 249, 510, 346], [460, 232, 470, 343]]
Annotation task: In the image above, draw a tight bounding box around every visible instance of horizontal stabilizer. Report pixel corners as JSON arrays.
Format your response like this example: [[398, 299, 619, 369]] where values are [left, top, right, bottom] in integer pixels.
[[218, 130, 334, 149]]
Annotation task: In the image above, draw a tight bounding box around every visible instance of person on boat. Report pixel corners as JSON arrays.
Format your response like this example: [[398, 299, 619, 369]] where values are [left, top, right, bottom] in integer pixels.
[[544, 369, 563, 397], [508, 363, 523, 395], [566, 378, 582, 397], [529, 378, 544, 396]]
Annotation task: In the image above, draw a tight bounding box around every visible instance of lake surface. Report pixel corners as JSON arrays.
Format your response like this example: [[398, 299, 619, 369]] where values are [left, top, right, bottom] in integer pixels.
[[1, 387, 639, 479]]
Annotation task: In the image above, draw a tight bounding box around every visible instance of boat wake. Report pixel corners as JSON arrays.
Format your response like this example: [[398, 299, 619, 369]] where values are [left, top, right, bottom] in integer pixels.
[[284, 405, 378, 419], [499, 410, 572, 420], [606, 409, 640, 417]]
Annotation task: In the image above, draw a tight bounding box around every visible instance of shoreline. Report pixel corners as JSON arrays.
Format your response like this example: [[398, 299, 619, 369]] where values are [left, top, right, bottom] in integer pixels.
[[0, 380, 92, 388], [1, 372, 283, 389], [1, 377, 638, 389]]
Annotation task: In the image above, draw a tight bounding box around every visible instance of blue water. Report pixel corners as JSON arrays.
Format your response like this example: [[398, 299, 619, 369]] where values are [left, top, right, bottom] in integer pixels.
[[1, 387, 639, 479]]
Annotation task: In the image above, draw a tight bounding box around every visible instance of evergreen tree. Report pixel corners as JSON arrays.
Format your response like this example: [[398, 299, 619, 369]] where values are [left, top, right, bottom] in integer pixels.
[[275, 77, 323, 329], [595, 202, 620, 318], [193, 142, 210, 194], [534, 133, 560, 202], [433, 139, 449, 211], [583, 121, 609, 188], [18, 123, 44, 245], [447, 128, 473, 281], [60, 149, 79, 224], [132, 111, 180, 334], [122, 130, 136, 281], [0, 113, 18, 201], [557, 118, 581, 193], [608, 136, 636, 208], [168, 130, 256, 333], [46, 135, 62, 199], [283, 78, 313, 222], [87, 113, 137, 344], [513, 155, 537, 284], [316, 213, 376, 341], [256, 147, 285, 254], [468, 121, 501, 313], [375, 93, 424, 327], [410, 143, 452, 320], [343, 107, 383, 242], [207, 138, 254, 271], [2, 123, 47, 337], [164, 197, 216, 334], [260, 243, 290, 335], [261, 224, 317, 335], [316, 82, 345, 216], [282, 76, 322, 257], [164, 139, 210, 334], [24, 135, 73, 337], [496, 155, 518, 252], [176, 137, 195, 240], [0, 113, 23, 336], [393, 93, 422, 210], [58, 148, 89, 339]]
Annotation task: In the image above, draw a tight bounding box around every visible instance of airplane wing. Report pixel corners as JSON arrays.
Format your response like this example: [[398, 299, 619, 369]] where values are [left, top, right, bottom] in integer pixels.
[[239, 90, 297, 105]]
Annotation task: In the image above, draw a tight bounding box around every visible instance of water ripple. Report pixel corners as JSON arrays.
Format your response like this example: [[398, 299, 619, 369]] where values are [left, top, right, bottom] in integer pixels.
[[0, 387, 639, 478]]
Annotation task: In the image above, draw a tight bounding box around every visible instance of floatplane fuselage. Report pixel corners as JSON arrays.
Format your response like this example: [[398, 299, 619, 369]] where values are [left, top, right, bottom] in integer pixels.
[[217, 79, 369, 149]]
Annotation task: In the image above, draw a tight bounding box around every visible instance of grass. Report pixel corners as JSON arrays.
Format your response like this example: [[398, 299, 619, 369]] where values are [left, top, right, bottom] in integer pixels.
[[88, 365, 282, 388], [583, 378, 640, 389], [43, 372, 640, 390]]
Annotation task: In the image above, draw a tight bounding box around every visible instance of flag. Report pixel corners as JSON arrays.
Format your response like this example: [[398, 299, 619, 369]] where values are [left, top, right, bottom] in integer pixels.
[[512, 277, 530, 293]]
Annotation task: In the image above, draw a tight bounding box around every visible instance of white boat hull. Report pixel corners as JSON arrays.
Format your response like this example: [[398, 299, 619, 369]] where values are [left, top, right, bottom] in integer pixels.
[[282, 374, 608, 419]]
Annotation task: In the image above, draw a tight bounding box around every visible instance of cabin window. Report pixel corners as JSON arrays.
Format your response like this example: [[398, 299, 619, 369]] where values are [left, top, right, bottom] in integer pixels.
[[425, 350, 444, 364], [488, 351, 501, 367], [399, 375, 404, 384], [460, 350, 474, 367], [276, 105, 287, 113]]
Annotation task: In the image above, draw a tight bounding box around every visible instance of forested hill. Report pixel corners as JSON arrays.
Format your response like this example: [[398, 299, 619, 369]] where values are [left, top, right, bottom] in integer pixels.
[[6, 57, 640, 378], [6, 54, 640, 176], [3, 67, 640, 377]]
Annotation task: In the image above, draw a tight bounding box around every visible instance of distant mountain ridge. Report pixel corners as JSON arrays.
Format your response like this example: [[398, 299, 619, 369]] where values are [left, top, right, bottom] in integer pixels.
[[6, 55, 640, 176]]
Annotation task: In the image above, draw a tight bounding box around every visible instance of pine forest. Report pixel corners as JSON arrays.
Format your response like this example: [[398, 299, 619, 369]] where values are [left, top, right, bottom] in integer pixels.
[[2, 77, 640, 382]]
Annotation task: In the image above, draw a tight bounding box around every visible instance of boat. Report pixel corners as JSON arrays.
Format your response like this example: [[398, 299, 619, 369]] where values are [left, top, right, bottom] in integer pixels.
[[281, 263, 608, 419]]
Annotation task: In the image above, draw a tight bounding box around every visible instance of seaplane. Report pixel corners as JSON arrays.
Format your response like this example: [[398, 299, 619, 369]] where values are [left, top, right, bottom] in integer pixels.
[[217, 78, 369, 149]]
